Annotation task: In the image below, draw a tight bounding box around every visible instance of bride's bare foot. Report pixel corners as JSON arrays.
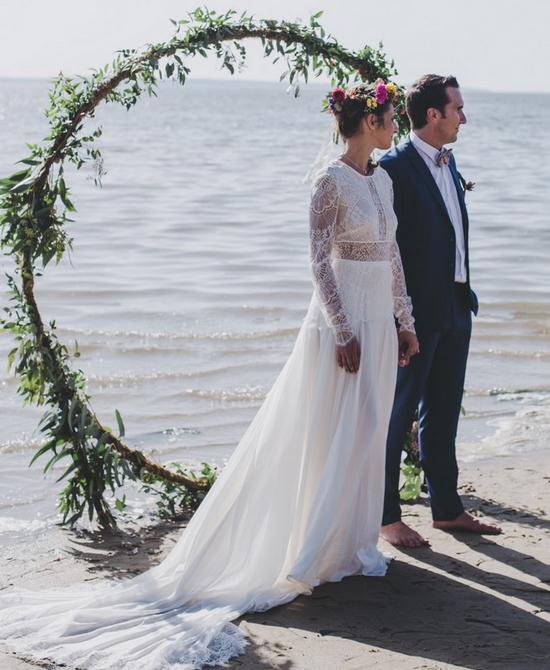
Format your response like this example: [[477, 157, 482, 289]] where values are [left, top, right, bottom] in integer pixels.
[[380, 521, 429, 547], [432, 511, 502, 534]]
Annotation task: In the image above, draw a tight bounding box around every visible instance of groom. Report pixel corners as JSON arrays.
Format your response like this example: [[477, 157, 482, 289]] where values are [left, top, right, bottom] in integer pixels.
[[380, 74, 501, 547]]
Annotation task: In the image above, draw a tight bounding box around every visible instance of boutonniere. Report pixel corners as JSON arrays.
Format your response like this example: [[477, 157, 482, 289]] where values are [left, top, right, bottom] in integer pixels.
[[458, 171, 475, 196]]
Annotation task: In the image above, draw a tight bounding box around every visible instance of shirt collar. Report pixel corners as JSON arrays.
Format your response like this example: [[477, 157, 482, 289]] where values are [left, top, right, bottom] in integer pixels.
[[410, 132, 444, 167]]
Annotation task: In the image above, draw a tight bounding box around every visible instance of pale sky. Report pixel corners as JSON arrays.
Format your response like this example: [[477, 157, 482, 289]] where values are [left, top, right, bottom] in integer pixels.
[[0, 0, 549, 93]]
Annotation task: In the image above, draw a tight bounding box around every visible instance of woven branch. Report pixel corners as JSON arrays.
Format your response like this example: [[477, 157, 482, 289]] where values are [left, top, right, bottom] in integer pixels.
[[1, 10, 399, 527]]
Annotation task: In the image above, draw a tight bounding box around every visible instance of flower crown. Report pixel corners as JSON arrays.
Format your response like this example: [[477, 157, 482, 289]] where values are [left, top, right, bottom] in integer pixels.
[[327, 79, 400, 114]]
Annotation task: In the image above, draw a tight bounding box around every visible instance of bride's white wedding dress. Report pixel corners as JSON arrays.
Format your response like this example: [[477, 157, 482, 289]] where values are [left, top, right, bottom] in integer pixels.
[[0, 161, 414, 670]]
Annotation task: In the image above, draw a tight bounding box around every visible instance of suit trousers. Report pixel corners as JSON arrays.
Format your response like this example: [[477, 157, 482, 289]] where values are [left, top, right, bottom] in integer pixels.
[[382, 282, 472, 525]]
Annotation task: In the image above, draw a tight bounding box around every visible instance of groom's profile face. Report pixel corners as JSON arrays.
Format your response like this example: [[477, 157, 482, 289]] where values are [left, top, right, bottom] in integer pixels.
[[436, 87, 467, 145]]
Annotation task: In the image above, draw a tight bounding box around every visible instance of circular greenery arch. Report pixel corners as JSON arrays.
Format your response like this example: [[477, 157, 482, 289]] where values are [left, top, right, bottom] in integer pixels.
[[0, 8, 403, 529]]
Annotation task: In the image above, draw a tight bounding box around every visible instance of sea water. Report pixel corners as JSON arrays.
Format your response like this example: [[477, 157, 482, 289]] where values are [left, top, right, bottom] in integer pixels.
[[0, 78, 548, 539]]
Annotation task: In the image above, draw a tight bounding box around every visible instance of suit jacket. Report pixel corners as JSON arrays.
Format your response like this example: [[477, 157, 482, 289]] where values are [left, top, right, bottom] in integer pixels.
[[380, 137, 478, 332]]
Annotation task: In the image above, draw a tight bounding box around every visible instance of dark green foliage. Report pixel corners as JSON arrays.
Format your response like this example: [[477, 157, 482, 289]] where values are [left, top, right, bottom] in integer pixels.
[[400, 419, 423, 501], [140, 462, 218, 518]]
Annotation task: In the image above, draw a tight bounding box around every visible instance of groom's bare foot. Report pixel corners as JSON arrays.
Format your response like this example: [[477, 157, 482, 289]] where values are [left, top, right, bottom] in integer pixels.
[[432, 511, 502, 534], [380, 521, 429, 547]]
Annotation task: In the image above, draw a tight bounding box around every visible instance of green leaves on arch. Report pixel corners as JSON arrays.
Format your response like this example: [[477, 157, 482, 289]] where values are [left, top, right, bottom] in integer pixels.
[[0, 8, 400, 529]]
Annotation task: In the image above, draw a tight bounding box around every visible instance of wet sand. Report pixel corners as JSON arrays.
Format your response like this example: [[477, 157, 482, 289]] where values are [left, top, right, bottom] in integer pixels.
[[1, 450, 549, 670]]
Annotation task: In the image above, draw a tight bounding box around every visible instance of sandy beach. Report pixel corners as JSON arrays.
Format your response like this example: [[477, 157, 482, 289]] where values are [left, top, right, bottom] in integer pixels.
[[1, 450, 548, 670]]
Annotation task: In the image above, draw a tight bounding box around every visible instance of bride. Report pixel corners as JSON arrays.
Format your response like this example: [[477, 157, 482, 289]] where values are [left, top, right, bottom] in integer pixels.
[[0, 79, 418, 670]]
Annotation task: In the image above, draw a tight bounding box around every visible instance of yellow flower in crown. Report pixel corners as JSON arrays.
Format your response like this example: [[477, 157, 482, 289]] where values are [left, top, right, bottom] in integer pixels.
[[385, 83, 398, 100], [362, 79, 401, 112]]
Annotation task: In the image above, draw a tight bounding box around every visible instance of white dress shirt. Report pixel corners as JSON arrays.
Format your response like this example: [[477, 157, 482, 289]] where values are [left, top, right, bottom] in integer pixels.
[[410, 132, 467, 283]]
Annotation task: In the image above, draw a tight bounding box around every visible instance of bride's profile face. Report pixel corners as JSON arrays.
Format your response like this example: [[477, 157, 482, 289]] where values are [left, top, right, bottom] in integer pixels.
[[373, 105, 398, 150]]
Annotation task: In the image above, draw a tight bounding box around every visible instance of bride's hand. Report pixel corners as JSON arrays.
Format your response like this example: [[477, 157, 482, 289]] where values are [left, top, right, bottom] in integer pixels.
[[398, 330, 419, 367], [337, 337, 361, 374]]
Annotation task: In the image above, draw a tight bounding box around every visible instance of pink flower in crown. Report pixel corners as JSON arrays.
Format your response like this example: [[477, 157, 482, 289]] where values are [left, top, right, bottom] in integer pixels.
[[374, 79, 388, 105]]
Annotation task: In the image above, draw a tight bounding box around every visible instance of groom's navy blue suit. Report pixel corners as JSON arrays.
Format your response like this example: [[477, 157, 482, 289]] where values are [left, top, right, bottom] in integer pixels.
[[380, 137, 478, 524]]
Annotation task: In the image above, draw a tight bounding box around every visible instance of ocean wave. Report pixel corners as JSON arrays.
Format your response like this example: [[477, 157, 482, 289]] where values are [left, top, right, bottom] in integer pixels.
[[485, 348, 550, 359], [0, 436, 45, 455], [51, 326, 300, 343], [492, 389, 550, 404], [460, 401, 550, 462], [184, 386, 266, 402]]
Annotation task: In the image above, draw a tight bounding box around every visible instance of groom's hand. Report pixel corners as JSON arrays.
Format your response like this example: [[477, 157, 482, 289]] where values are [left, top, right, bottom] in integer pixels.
[[398, 331, 419, 367]]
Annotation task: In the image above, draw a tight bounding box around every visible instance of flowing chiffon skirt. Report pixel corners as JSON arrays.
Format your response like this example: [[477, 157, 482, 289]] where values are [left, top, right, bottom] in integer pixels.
[[0, 259, 397, 670]]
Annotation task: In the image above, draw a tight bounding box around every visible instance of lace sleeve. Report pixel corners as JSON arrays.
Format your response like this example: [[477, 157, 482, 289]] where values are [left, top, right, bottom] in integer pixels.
[[383, 169, 415, 334], [309, 172, 354, 346], [390, 239, 415, 333]]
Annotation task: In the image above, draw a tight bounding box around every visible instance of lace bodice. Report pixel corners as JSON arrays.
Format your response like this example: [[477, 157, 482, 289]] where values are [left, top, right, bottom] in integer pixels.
[[309, 160, 415, 345]]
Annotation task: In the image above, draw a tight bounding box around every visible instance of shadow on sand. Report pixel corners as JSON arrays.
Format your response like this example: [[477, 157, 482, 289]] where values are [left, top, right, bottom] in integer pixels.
[[55, 487, 549, 670]]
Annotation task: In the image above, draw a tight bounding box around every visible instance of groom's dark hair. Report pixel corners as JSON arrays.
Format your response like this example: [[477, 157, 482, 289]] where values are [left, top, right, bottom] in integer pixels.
[[406, 75, 460, 129]]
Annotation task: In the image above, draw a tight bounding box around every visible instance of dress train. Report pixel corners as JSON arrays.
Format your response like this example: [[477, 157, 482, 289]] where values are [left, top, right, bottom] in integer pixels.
[[0, 162, 412, 669]]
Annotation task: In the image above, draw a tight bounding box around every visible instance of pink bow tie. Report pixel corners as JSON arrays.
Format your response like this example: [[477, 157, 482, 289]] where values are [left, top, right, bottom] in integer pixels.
[[436, 148, 453, 167]]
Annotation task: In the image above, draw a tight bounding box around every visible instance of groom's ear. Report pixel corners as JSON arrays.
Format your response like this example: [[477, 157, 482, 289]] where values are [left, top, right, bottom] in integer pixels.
[[426, 107, 441, 124]]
